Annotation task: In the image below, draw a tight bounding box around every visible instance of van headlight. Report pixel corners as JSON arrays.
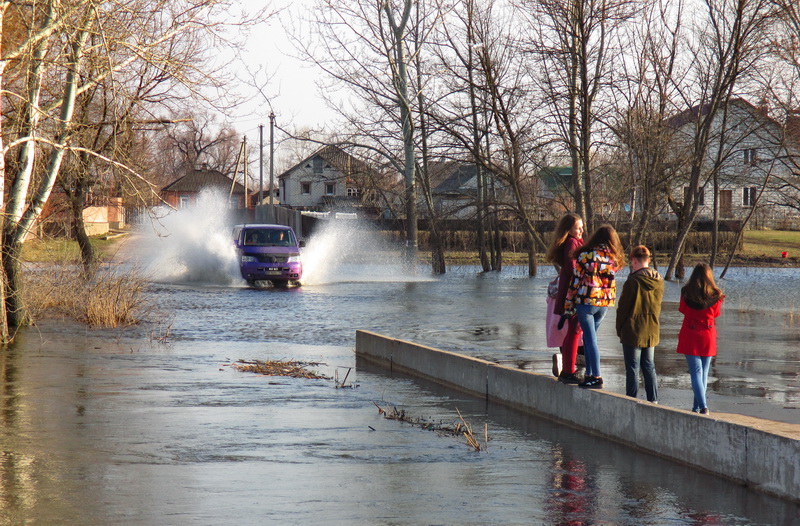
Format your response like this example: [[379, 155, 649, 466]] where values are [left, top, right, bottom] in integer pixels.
[[241, 255, 258, 263], [287, 255, 301, 263]]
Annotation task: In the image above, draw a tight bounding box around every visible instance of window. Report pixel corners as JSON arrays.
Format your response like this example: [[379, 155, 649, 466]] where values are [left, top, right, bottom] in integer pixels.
[[683, 186, 705, 206], [179, 195, 191, 209], [301, 182, 311, 195], [313, 157, 323, 174], [347, 187, 360, 198], [325, 183, 336, 196], [743, 186, 757, 207], [743, 148, 758, 165]]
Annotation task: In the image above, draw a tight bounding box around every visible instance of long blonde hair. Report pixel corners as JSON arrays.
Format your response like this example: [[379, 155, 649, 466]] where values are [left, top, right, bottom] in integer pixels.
[[546, 213, 582, 266]]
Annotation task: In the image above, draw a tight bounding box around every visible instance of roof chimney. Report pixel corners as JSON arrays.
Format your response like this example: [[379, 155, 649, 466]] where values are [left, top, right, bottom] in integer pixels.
[[785, 110, 800, 146]]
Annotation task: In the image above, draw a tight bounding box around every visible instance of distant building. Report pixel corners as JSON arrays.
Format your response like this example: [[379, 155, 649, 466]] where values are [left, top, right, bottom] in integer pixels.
[[37, 193, 125, 238], [161, 165, 248, 209], [278, 145, 376, 215], [417, 161, 511, 220], [538, 166, 574, 215], [666, 98, 800, 227]]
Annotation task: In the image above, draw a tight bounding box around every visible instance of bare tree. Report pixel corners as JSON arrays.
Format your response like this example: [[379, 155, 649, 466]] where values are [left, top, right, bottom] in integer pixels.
[[432, 0, 498, 271], [298, 0, 435, 268], [154, 114, 242, 184], [430, 0, 550, 275], [518, 0, 642, 232], [662, 0, 776, 280], [0, 0, 268, 335], [611, 0, 688, 252]]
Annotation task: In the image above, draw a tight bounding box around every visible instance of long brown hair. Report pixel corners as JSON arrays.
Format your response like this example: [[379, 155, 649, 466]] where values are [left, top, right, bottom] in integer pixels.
[[574, 224, 625, 266], [546, 213, 582, 266], [682, 263, 723, 308]]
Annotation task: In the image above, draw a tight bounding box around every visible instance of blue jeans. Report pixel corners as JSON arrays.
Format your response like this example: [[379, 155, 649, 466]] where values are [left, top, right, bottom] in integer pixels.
[[575, 304, 607, 377], [685, 355, 712, 411], [622, 344, 658, 402]]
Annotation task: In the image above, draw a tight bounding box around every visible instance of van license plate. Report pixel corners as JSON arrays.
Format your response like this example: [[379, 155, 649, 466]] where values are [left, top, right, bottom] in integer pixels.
[[265, 271, 282, 276]]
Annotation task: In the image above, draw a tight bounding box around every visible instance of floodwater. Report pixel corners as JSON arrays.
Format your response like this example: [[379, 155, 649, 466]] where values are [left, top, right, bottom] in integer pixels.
[[1, 201, 799, 525]]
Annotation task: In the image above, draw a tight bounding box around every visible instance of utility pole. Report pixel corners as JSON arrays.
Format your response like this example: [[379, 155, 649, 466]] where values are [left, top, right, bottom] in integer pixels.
[[259, 124, 264, 212], [269, 112, 275, 223], [243, 136, 249, 208]]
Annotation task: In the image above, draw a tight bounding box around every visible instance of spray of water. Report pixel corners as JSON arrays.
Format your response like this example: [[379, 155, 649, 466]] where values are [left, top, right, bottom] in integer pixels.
[[301, 218, 433, 285], [129, 190, 430, 287], [133, 189, 242, 285]]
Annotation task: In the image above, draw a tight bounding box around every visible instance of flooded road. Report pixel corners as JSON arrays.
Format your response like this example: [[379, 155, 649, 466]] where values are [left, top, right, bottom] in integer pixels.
[[0, 264, 798, 524], [1, 210, 799, 525]]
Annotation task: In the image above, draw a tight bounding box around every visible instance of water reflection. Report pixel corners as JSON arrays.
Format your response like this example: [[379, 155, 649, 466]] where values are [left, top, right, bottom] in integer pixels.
[[1, 260, 799, 523], [546, 448, 594, 526], [0, 327, 795, 524]]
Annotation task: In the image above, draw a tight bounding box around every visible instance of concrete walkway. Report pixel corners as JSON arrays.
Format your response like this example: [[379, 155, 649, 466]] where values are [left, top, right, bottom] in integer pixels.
[[355, 330, 800, 505]]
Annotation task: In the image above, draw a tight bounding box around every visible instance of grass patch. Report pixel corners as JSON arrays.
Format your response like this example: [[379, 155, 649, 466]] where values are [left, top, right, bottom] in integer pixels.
[[741, 230, 800, 259], [420, 230, 800, 267], [21, 235, 125, 263]]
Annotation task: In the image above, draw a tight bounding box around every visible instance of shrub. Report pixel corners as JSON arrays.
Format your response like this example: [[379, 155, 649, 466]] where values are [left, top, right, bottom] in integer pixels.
[[23, 264, 150, 328]]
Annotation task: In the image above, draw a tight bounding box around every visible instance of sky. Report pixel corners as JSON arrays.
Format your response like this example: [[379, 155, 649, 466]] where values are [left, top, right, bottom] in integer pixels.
[[227, 0, 337, 140]]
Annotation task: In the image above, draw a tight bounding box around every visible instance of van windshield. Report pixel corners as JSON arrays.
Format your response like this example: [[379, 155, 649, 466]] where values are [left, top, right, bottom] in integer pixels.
[[242, 229, 295, 247]]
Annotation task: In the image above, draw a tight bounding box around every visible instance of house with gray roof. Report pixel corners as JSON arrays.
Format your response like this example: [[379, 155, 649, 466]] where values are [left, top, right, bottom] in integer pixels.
[[161, 165, 249, 209], [278, 145, 375, 214], [666, 98, 800, 226]]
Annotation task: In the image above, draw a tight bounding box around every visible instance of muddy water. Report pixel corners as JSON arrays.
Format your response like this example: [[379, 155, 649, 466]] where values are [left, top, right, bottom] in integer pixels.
[[0, 264, 798, 525]]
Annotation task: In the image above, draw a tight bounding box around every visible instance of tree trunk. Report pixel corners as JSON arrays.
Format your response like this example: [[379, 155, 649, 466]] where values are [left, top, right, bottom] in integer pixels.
[[2, 238, 29, 328], [69, 185, 96, 278], [0, 12, 10, 341], [384, 2, 418, 270], [526, 231, 537, 277]]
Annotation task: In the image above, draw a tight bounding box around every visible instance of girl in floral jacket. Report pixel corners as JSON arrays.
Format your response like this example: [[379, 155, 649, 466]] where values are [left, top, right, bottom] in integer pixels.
[[565, 225, 625, 388]]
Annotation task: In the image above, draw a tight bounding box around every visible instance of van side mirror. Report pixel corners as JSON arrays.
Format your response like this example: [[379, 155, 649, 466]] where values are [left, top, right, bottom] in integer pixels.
[[299, 240, 306, 248]]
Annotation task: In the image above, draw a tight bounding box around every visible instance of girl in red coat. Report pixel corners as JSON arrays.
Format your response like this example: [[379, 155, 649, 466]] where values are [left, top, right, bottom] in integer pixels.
[[677, 263, 724, 415]]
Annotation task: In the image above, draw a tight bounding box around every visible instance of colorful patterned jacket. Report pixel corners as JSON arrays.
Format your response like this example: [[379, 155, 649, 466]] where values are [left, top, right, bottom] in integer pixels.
[[564, 244, 618, 313]]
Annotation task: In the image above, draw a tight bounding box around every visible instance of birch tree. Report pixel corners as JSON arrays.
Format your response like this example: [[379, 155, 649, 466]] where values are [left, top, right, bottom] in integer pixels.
[[1, 0, 265, 334]]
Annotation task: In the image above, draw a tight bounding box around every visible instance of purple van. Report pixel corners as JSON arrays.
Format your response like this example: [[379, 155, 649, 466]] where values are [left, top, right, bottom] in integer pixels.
[[232, 224, 303, 286]]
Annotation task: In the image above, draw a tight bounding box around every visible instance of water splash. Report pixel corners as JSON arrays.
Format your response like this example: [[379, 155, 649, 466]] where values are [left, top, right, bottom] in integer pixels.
[[301, 218, 433, 285], [133, 189, 242, 285], [129, 193, 432, 287]]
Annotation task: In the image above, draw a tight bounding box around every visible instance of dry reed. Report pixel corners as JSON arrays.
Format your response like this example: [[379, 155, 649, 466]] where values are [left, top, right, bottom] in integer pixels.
[[22, 263, 150, 327], [374, 402, 487, 451]]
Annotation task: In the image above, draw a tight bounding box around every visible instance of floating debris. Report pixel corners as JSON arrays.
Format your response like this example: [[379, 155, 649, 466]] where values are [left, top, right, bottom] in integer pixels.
[[335, 366, 359, 388], [373, 402, 487, 451], [231, 359, 330, 380]]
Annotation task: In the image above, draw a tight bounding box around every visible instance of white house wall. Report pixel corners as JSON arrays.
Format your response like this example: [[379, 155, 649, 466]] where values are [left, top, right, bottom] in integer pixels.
[[671, 102, 800, 223], [281, 164, 348, 209]]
